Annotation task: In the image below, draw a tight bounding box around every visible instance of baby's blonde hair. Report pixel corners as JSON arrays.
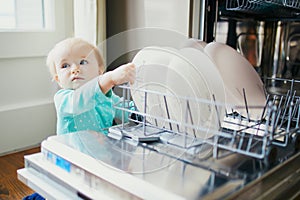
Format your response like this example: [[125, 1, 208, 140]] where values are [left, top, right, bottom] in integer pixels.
[[46, 37, 105, 78]]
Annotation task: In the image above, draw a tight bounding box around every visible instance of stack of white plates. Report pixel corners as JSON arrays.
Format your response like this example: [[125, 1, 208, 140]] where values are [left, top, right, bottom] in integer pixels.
[[131, 45, 225, 139], [130, 41, 266, 139]]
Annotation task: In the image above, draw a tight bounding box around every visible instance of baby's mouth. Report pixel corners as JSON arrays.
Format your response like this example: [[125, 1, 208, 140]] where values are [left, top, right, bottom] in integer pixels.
[[72, 77, 84, 81]]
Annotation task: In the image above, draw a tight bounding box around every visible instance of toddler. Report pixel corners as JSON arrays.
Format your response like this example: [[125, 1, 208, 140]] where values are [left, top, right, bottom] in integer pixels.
[[46, 37, 136, 135]]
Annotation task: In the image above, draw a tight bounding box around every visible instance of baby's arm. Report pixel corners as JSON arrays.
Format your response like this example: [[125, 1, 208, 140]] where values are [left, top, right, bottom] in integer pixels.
[[99, 63, 136, 94]]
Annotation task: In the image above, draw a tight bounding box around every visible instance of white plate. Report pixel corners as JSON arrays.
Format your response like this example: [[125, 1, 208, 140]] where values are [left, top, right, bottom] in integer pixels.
[[131, 46, 220, 139], [164, 47, 225, 132], [163, 47, 218, 137], [180, 38, 207, 51], [204, 42, 266, 120], [179, 47, 226, 108]]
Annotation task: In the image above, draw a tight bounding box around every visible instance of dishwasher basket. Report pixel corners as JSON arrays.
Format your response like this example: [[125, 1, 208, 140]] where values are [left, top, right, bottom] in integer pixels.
[[109, 77, 300, 166]]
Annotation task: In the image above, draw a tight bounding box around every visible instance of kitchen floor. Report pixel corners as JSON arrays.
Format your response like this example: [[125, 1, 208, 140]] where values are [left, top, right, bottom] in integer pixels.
[[0, 147, 40, 200]]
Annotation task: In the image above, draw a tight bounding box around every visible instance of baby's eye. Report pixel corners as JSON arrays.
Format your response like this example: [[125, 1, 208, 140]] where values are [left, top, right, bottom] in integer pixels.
[[61, 63, 70, 68], [80, 59, 88, 65]]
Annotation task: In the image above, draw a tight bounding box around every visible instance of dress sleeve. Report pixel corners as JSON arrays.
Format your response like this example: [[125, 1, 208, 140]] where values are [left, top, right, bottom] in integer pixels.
[[54, 77, 105, 116], [54, 77, 134, 126]]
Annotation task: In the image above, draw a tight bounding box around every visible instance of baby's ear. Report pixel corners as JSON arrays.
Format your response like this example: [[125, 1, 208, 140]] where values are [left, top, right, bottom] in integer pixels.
[[53, 74, 60, 83], [53, 74, 63, 88]]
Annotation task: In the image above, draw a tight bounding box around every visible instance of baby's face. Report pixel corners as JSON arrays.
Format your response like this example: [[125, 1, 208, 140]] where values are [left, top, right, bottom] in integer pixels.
[[53, 41, 100, 89]]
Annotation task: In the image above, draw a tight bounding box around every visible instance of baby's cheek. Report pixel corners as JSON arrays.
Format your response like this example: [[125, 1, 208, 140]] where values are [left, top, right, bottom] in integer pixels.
[[61, 70, 70, 77]]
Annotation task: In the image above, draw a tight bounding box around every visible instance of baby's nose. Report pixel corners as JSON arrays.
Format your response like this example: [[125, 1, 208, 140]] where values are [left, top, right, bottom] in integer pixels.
[[71, 65, 80, 74]]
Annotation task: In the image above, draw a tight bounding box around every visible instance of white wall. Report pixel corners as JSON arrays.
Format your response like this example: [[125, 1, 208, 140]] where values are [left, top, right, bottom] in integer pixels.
[[144, 0, 189, 36], [0, 1, 73, 155]]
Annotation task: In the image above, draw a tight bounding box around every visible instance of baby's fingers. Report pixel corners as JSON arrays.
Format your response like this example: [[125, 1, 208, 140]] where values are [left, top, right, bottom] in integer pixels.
[[125, 63, 136, 84]]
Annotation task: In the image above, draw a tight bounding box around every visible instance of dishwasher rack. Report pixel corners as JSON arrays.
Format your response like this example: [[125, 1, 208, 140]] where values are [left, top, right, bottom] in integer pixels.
[[225, 0, 300, 19], [109, 77, 300, 166], [226, 0, 300, 11]]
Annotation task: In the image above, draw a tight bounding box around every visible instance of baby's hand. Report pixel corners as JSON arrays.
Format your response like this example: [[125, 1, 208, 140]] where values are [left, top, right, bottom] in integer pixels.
[[110, 63, 136, 85], [99, 63, 136, 94]]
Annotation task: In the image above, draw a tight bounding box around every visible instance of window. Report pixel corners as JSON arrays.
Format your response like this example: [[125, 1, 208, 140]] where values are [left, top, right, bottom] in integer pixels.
[[0, 0, 73, 58], [0, 0, 54, 31]]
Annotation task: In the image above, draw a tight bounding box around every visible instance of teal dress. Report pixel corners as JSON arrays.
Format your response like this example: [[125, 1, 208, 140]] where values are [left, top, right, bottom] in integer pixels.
[[54, 77, 131, 135]]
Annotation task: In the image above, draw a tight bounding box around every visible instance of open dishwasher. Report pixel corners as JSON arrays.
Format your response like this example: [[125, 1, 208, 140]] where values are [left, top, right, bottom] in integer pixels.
[[18, 48, 300, 199]]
